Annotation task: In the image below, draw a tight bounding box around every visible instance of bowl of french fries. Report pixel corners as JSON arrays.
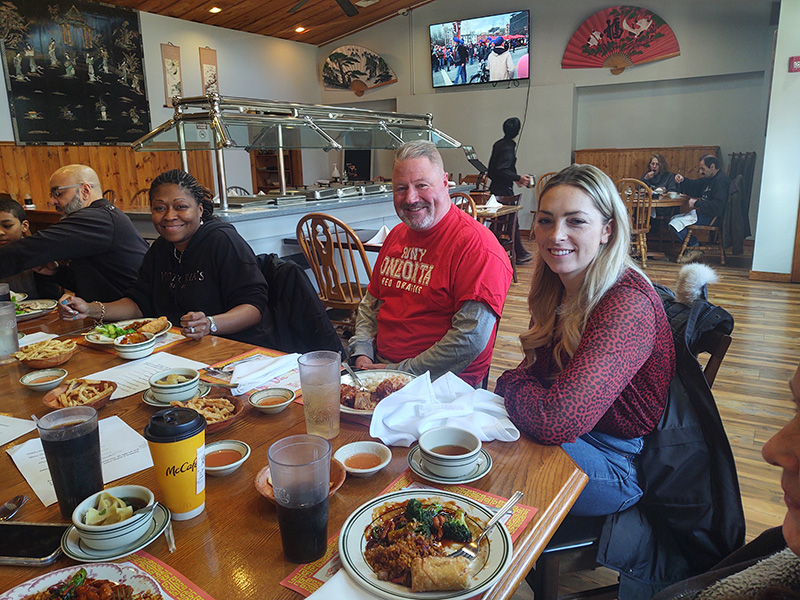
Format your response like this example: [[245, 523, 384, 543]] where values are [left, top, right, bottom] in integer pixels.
[[149, 368, 200, 403], [42, 378, 118, 411], [113, 331, 156, 360], [13, 338, 77, 369], [174, 394, 244, 434]]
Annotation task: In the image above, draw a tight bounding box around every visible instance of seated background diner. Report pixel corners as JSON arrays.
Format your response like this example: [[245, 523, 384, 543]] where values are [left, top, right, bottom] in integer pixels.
[[58, 169, 270, 346], [495, 164, 676, 516], [653, 360, 800, 600], [0, 197, 61, 299], [641, 153, 677, 193]]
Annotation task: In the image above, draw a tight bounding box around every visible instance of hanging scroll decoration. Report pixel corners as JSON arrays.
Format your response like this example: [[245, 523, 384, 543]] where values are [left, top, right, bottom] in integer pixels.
[[562, 6, 679, 75], [160, 42, 182, 107], [199, 46, 218, 95], [322, 45, 396, 97]]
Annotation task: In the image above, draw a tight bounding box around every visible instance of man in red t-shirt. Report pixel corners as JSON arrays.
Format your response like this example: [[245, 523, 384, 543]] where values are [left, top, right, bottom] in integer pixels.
[[349, 141, 513, 387]]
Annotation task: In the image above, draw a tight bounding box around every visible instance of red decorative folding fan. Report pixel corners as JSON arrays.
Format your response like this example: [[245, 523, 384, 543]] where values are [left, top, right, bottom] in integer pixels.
[[562, 6, 679, 75]]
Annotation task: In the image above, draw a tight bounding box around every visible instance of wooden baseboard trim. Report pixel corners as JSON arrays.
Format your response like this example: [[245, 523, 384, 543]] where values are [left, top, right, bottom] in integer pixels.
[[749, 270, 792, 282]]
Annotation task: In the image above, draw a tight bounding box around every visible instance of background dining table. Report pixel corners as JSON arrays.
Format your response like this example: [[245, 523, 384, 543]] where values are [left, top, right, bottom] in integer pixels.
[[1, 311, 587, 600]]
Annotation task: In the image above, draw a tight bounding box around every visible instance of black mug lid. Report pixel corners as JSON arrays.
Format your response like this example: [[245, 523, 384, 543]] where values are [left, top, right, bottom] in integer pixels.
[[143, 407, 206, 443]]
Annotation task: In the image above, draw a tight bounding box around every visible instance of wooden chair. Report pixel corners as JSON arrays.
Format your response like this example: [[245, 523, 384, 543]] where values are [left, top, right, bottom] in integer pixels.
[[450, 192, 477, 218], [617, 178, 653, 269], [529, 171, 558, 239], [226, 186, 250, 196], [130, 188, 150, 208], [469, 190, 491, 206], [487, 209, 518, 284], [526, 327, 734, 600], [295, 213, 373, 335], [102, 189, 117, 205], [458, 173, 487, 191]]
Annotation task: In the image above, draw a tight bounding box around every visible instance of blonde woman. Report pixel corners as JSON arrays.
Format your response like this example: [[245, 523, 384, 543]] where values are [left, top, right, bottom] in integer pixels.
[[495, 164, 675, 516]]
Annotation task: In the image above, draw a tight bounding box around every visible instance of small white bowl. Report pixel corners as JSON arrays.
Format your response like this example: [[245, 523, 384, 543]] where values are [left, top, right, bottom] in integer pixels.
[[418, 427, 482, 478], [114, 332, 156, 360], [334, 441, 392, 478], [248, 388, 295, 414], [148, 368, 200, 403], [19, 368, 68, 392], [72, 485, 155, 551], [205, 440, 251, 477]]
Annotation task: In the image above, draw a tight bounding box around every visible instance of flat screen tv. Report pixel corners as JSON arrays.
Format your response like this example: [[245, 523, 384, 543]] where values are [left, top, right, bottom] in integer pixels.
[[429, 10, 530, 89]]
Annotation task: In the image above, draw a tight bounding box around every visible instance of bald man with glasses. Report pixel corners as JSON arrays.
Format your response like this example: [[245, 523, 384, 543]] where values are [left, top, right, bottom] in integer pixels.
[[0, 164, 148, 301]]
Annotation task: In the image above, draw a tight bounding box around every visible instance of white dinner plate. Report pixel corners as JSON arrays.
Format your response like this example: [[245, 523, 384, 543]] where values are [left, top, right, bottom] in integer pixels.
[[142, 381, 211, 407], [340, 369, 415, 416], [15, 299, 57, 321], [85, 318, 172, 344], [407, 445, 493, 485], [10, 291, 27, 302], [61, 503, 171, 562], [338, 489, 513, 600], [0, 563, 162, 600]]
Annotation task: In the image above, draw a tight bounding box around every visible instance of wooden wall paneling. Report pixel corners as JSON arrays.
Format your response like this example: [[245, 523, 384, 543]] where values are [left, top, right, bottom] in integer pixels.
[[574, 145, 720, 184]]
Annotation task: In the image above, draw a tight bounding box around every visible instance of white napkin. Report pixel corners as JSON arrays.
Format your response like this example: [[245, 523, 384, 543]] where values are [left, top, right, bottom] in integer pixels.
[[365, 225, 391, 246], [230, 353, 300, 394], [19, 331, 57, 347], [482, 194, 503, 212], [308, 570, 379, 600], [370, 372, 520, 447], [669, 209, 698, 231]]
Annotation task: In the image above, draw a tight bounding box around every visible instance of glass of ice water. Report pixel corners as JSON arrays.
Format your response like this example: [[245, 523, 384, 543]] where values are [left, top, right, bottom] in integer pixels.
[[298, 351, 341, 439], [0, 301, 19, 365]]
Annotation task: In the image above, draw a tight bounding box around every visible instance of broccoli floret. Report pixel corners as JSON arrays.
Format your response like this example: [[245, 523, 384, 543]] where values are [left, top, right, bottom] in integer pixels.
[[404, 499, 443, 537], [404, 499, 426, 523], [442, 509, 472, 543]]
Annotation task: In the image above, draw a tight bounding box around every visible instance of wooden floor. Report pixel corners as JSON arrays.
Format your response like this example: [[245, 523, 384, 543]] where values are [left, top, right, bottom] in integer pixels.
[[499, 241, 795, 599]]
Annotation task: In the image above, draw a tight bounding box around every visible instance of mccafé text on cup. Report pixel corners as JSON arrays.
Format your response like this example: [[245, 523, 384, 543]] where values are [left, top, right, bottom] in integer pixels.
[[144, 407, 206, 520]]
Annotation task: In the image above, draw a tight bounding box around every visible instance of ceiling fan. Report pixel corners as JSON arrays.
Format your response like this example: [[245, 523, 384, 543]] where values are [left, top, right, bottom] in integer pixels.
[[287, 0, 359, 17]]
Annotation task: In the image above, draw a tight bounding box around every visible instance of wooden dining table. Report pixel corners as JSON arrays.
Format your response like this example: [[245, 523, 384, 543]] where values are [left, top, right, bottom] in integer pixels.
[[1, 312, 587, 600]]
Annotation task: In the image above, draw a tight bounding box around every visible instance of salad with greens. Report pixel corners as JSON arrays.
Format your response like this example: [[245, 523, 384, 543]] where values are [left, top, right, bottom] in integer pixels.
[[92, 323, 136, 339]]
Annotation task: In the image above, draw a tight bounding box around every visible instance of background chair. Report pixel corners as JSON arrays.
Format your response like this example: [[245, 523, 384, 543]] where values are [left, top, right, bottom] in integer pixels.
[[529, 171, 558, 239], [458, 173, 488, 191], [226, 186, 250, 196], [130, 188, 149, 208], [102, 189, 117, 205], [296, 212, 373, 336], [450, 191, 477, 218], [487, 208, 519, 284], [617, 178, 653, 268]]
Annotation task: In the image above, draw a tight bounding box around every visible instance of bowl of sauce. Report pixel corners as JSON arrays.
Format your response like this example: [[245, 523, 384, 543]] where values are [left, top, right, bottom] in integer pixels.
[[248, 388, 295, 414], [333, 441, 392, 478], [19, 368, 68, 392], [204, 439, 250, 477]]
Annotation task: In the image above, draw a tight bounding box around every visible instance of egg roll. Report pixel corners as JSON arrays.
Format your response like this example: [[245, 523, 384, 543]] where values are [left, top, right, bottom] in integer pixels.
[[410, 556, 470, 592]]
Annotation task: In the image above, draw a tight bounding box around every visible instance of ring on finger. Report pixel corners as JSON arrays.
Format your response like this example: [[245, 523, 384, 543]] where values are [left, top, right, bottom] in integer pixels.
[[188, 326, 194, 333]]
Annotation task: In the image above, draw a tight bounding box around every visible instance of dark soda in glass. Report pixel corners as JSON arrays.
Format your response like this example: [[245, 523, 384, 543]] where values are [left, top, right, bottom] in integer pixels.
[[275, 497, 328, 563]]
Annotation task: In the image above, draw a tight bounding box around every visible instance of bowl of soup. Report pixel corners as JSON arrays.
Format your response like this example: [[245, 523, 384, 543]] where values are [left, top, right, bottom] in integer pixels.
[[148, 368, 200, 403], [19, 368, 68, 392], [205, 439, 250, 477], [418, 427, 482, 478], [248, 388, 295, 414], [333, 441, 391, 478], [72, 485, 155, 550]]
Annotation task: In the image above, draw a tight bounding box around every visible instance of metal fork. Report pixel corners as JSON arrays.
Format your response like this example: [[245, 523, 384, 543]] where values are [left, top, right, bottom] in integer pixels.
[[342, 362, 368, 392], [448, 491, 523, 560]]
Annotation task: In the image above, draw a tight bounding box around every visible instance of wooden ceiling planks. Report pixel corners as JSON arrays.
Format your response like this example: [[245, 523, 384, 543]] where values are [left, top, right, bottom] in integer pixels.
[[101, 0, 436, 46]]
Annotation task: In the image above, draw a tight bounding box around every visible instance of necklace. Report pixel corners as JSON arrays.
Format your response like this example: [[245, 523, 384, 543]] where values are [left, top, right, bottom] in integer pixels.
[[173, 247, 182, 264]]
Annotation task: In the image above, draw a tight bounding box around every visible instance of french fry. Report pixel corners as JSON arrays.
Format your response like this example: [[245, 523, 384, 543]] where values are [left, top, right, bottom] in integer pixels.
[[14, 339, 76, 361], [172, 396, 234, 423], [54, 379, 115, 408]]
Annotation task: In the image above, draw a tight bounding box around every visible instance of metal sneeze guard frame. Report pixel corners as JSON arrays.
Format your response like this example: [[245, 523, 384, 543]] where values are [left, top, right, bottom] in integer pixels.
[[132, 93, 462, 210]]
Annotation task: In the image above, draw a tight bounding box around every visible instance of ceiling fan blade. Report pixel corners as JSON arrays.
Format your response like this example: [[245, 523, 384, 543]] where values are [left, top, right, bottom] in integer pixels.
[[334, 0, 359, 17], [287, 0, 311, 14]]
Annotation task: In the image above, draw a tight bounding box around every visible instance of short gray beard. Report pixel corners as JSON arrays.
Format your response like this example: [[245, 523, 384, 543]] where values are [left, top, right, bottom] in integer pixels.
[[62, 191, 85, 215], [398, 205, 435, 231]]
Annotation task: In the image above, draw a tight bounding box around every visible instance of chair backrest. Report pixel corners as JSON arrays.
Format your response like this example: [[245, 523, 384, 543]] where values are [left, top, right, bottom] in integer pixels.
[[469, 191, 491, 206], [226, 186, 250, 196], [494, 194, 521, 206], [536, 172, 558, 207], [295, 213, 373, 308], [617, 178, 653, 232], [450, 192, 477, 218], [458, 173, 487, 190], [102, 189, 117, 205], [695, 329, 731, 388], [130, 188, 149, 208]]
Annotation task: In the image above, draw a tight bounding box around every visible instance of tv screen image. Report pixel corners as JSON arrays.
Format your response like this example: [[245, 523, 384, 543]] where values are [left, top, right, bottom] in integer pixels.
[[429, 10, 530, 89]]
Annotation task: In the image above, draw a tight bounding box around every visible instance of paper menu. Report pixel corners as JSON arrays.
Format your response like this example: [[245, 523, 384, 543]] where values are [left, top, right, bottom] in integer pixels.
[[0, 414, 36, 447], [6, 416, 153, 507], [86, 352, 208, 399]]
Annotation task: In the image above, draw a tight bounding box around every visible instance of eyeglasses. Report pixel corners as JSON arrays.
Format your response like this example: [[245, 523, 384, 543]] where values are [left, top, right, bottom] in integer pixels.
[[49, 183, 91, 200]]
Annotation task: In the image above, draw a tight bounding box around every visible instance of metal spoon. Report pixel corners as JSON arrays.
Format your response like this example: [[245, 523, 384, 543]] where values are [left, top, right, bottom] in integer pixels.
[[130, 501, 159, 520], [343, 363, 367, 392], [0, 494, 28, 521]]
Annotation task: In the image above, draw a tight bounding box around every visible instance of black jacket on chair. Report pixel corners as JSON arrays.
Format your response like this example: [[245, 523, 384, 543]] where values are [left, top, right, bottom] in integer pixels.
[[257, 253, 343, 355], [596, 286, 744, 600]]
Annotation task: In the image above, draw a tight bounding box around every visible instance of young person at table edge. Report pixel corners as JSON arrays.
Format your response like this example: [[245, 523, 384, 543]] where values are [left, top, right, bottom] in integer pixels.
[[349, 140, 513, 388], [0, 164, 147, 301], [58, 169, 270, 346], [495, 164, 676, 516]]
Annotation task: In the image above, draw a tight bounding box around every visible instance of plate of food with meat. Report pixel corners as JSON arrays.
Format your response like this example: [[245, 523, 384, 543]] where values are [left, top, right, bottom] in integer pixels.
[[14, 299, 58, 321], [85, 317, 171, 345], [338, 489, 513, 600], [340, 369, 415, 416]]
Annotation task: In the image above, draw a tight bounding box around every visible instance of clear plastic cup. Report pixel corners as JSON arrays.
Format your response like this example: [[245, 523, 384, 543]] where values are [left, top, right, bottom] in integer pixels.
[[0, 301, 18, 365], [298, 351, 341, 439]]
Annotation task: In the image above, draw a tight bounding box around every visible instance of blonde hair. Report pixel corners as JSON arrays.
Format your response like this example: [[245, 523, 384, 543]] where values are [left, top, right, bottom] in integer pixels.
[[520, 164, 646, 369]]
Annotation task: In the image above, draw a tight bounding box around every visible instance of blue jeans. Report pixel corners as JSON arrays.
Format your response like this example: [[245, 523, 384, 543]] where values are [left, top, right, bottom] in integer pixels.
[[562, 431, 644, 516], [670, 212, 714, 247], [454, 64, 466, 84]]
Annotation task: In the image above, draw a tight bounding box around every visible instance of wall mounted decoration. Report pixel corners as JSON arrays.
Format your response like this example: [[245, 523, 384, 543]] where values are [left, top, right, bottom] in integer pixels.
[[199, 46, 218, 95], [160, 42, 182, 108], [562, 6, 679, 75], [0, 0, 150, 144], [322, 45, 396, 97]]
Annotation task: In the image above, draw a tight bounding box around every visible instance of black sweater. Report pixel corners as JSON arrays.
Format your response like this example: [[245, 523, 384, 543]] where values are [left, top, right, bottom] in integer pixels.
[[678, 171, 730, 220], [487, 137, 521, 196]]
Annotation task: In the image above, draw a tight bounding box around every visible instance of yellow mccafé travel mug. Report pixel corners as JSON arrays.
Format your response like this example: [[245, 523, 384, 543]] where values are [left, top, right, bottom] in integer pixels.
[[144, 407, 206, 521]]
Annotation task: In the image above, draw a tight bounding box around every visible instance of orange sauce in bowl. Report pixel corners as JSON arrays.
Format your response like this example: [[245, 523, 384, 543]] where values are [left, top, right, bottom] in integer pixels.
[[31, 375, 60, 383], [344, 453, 382, 470], [257, 396, 290, 406], [206, 449, 242, 467]]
